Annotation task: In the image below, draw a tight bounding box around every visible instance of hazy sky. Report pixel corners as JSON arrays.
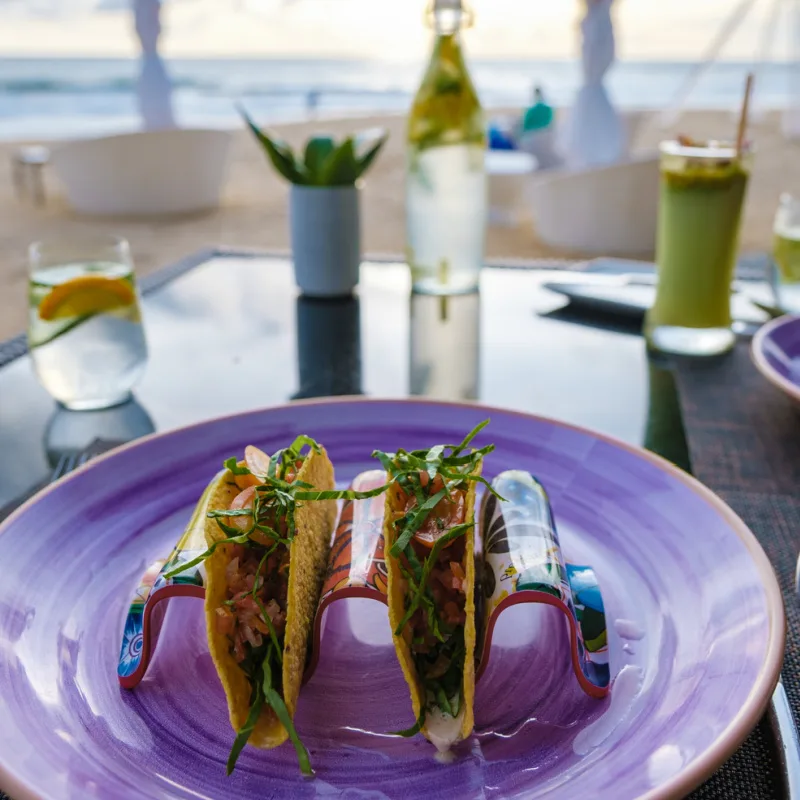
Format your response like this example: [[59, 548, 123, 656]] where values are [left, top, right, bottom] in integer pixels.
[[0, 0, 794, 60]]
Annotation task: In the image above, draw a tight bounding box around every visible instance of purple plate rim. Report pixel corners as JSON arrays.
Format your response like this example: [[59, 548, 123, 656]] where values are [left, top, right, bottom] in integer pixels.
[[751, 314, 800, 404], [0, 396, 786, 800]]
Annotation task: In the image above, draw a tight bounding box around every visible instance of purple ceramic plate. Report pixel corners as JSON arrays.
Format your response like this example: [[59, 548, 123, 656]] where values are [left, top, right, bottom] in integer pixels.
[[752, 314, 800, 405], [0, 399, 784, 800]]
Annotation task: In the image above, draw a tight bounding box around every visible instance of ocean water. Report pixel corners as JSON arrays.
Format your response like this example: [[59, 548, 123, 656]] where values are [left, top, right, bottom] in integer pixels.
[[1, 57, 798, 140]]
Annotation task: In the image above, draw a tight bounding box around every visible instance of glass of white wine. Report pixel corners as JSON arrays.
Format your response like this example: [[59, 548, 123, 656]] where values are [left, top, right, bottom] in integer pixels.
[[27, 234, 148, 410], [772, 193, 800, 315]]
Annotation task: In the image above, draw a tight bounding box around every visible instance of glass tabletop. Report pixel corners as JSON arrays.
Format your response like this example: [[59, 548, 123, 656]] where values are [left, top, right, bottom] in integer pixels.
[[0, 253, 689, 509]]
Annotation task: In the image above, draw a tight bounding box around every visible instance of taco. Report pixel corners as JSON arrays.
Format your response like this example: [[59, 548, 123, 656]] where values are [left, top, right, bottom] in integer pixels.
[[375, 420, 497, 752], [165, 436, 337, 775]]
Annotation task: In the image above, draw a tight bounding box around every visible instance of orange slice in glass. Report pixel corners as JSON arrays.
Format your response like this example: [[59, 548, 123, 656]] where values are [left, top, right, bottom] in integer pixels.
[[38, 275, 135, 321]]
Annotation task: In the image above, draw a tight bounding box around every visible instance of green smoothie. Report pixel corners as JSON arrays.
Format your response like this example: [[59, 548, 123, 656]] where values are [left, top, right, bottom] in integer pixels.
[[773, 195, 800, 314], [774, 230, 800, 282], [646, 142, 750, 339]]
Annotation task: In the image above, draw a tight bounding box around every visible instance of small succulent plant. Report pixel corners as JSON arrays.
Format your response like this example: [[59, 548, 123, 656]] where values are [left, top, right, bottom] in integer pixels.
[[241, 107, 388, 187]]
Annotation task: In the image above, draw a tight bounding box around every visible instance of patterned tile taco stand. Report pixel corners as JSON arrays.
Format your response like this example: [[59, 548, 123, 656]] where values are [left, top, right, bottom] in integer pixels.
[[119, 468, 608, 698]]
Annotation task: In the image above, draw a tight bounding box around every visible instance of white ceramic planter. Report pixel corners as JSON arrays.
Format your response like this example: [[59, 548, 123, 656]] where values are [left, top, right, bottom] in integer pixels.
[[290, 185, 361, 297]]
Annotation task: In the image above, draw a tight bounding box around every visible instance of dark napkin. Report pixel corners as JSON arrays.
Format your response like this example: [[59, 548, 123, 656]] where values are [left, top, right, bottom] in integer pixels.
[[677, 341, 800, 799]]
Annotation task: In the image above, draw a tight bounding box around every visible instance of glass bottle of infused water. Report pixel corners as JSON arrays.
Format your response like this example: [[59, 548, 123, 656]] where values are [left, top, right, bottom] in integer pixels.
[[406, 0, 486, 295]]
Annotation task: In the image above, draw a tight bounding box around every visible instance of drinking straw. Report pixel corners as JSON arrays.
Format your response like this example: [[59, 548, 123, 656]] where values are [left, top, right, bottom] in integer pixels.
[[735, 72, 754, 158]]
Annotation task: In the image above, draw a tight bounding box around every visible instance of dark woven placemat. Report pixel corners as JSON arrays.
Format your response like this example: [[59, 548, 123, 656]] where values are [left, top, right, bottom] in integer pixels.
[[676, 341, 800, 799]]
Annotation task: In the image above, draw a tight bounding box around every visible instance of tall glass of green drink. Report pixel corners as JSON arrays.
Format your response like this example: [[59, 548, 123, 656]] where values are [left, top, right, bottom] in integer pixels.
[[645, 140, 752, 356], [772, 193, 800, 315]]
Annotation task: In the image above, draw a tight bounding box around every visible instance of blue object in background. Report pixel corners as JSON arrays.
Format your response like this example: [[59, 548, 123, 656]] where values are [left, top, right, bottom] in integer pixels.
[[488, 125, 516, 151]]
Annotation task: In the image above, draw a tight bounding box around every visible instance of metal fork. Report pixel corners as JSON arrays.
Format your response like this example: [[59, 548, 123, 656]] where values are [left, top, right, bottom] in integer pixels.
[[768, 562, 800, 799], [49, 448, 93, 481]]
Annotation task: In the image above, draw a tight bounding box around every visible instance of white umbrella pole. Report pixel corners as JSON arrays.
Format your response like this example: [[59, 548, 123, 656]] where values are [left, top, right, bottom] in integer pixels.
[[783, 0, 800, 138], [562, 0, 624, 169], [133, 0, 176, 130]]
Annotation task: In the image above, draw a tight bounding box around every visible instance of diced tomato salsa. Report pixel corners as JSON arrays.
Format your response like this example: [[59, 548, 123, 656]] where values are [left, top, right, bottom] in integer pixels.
[[390, 472, 467, 657], [216, 544, 290, 663], [213, 456, 301, 663]]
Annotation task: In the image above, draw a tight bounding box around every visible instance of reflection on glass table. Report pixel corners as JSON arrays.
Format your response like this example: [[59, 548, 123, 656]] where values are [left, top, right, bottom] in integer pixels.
[[294, 295, 361, 399], [409, 291, 480, 400], [44, 395, 156, 467]]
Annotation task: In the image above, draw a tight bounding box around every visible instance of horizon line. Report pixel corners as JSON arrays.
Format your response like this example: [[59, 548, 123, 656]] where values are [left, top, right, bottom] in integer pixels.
[[2, 53, 797, 65]]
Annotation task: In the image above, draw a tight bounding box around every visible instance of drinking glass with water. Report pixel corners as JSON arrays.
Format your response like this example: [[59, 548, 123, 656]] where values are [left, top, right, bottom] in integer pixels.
[[27, 235, 148, 410], [772, 193, 800, 315]]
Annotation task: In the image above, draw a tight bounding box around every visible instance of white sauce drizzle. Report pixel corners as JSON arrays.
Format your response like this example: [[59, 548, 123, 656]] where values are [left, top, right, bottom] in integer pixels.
[[425, 706, 465, 754]]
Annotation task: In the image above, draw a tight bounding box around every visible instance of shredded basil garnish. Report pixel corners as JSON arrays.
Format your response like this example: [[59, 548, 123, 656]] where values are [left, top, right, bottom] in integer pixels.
[[293, 483, 389, 502], [226, 642, 312, 776], [391, 707, 426, 738], [163, 532, 253, 579], [261, 642, 313, 776], [226, 676, 265, 774], [223, 457, 251, 476]]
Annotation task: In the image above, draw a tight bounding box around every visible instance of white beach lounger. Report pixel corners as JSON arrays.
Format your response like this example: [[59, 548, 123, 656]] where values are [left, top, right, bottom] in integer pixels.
[[527, 153, 660, 256], [51, 128, 233, 216]]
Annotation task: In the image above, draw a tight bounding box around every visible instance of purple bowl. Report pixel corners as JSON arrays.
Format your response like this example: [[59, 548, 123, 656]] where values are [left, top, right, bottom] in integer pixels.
[[0, 399, 784, 799], [752, 315, 800, 405]]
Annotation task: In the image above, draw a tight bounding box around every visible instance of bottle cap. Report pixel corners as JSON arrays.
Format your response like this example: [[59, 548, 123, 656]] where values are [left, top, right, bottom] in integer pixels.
[[433, 0, 463, 10]]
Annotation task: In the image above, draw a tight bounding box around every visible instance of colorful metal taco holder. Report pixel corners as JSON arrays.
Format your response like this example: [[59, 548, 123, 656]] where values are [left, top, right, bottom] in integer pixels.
[[118, 469, 609, 702]]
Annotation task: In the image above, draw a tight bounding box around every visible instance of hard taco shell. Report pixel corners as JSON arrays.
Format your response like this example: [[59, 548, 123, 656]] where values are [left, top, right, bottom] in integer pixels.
[[202, 446, 336, 748], [384, 463, 479, 745]]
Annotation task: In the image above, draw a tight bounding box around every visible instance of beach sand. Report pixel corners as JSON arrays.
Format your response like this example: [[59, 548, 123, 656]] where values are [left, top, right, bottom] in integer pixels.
[[1, 109, 798, 341]]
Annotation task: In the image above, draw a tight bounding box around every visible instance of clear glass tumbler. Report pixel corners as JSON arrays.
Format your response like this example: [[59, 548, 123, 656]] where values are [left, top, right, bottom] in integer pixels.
[[27, 234, 148, 410], [645, 140, 752, 356]]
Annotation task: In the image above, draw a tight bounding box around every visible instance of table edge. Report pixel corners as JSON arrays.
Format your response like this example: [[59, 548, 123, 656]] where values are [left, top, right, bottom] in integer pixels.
[[0, 248, 581, 370]]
